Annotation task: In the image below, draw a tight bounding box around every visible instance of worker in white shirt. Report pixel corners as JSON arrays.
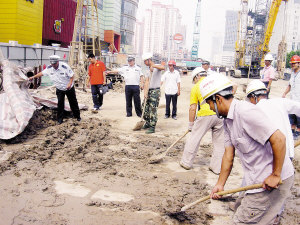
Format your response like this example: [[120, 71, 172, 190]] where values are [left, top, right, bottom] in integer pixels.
[[161, 60, 181, 120], [247, 79, 300, 159], [261, 54, 276, 97], [107, 56, 144, 117]]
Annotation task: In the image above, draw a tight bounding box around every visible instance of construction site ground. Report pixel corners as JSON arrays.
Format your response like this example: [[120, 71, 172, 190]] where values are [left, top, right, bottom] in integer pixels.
[[0, 73, 299, 225]]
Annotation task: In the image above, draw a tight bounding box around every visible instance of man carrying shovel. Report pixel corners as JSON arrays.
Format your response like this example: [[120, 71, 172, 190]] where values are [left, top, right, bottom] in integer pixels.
[[200, 73, 294, 225], [179, 67, 224, 174], [141, 53, 165, 134]]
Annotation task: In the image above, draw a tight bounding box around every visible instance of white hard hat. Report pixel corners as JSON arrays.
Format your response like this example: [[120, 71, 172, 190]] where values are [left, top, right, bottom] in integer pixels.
[[264, 54, 273, 61], [199, 73, 233, 105], [142, 52, 153, 61], [49, 55, 60, 64], [246, 80, 267, 96], [192, 67, 206, 80]]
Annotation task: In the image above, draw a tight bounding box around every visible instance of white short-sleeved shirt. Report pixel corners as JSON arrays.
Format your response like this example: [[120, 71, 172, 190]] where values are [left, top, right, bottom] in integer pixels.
[[117, 64, 143, 85], [42, 62, 74, 91], [145, 66, 162, 89], [289, 70, 300, 102], [257, 98, 300, 159], [161, 70, 181, 95], [224, 99, 294, 193]]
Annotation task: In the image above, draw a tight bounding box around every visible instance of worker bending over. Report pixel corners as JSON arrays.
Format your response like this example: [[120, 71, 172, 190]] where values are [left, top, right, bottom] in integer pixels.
[[200, 74, 294, 224], [29, 55, 81, 124], [179, 67, 224, 174], [246, 79, 300, 160]]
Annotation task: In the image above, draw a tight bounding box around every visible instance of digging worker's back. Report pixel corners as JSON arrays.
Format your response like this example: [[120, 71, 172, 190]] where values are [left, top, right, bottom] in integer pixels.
[[201, 74, 294, 225], [29, 55, 81, 124], [179, 67, 224, 174]]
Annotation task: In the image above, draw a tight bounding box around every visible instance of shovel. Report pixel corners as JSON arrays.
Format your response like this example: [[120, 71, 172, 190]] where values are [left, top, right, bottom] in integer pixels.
[[133, 100, 147, 131], [149, 130, 190, 164], [168, 183, 265, 222], [181, 183, 264, 212], [133, 70, 153, 131]]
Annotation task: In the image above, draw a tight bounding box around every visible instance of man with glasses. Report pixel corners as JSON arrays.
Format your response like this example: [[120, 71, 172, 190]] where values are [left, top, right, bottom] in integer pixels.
[[283, 55, 300, 139], [29, 55, 81, 124]]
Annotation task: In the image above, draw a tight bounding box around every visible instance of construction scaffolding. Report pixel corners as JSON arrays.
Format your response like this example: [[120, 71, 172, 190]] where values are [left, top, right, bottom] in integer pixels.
[[68, 0, 101, 88]]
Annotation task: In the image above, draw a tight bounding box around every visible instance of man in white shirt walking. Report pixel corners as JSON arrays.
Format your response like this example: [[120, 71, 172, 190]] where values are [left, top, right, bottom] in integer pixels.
[[161, 60, 181, 120]]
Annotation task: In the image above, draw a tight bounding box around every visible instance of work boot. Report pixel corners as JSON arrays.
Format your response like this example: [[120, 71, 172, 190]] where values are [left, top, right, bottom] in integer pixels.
[[145, 127, 155, 134], [142, 123, 150, 130]]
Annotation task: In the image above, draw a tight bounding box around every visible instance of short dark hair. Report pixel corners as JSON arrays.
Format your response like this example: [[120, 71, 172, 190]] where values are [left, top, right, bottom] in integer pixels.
[[88, 53, 95, 59]]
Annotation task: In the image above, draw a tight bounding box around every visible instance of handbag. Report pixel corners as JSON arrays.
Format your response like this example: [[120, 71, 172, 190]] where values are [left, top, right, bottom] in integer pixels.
[[99, 85, 109, 95]]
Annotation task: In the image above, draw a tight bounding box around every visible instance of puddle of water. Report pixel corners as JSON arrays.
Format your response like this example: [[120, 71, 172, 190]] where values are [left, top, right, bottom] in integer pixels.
[[54, 180, 91, 197], [91, 189, 134, 202]]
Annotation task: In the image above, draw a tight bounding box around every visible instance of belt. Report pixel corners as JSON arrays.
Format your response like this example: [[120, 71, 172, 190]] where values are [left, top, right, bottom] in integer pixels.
[[149, 87, 160, 90]]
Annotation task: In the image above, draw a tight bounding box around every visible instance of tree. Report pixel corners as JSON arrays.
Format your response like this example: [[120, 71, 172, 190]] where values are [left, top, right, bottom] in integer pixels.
[[286, 50, 300, 68]]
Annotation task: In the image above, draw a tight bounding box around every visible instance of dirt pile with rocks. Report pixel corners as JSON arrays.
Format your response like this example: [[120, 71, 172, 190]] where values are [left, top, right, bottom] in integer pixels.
[[0, 109, 214, 224]]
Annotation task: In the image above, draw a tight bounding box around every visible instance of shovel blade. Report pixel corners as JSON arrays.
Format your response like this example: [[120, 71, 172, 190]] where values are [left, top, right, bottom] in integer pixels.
[[133, 120, 145, 131]]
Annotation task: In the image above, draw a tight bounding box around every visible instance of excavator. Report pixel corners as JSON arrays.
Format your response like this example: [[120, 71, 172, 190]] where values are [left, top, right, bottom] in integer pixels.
[[232, 0, 288, 78]]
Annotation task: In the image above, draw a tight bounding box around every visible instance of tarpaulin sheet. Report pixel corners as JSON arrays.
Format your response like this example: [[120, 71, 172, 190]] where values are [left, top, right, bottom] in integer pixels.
[[0, 60, 88, 140]]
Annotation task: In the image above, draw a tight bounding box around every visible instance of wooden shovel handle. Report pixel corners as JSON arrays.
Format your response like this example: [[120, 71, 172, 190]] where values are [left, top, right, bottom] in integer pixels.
[[163, 130, 190, 156], [181, 183, 263, 212]]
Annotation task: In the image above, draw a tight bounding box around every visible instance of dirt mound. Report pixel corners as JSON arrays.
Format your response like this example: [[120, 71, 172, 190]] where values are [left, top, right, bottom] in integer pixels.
[[113, 81, 125, 93]]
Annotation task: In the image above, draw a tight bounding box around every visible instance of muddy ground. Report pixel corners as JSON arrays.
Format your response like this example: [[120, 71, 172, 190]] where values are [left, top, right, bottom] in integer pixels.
[[0, 74, 299, 225]]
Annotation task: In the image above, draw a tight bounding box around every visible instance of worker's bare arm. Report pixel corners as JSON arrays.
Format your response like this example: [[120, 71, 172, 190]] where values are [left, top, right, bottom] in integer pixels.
[[282, 85, 291, 98], [263, 129, 285, 190], [211, 145, 235, 199]]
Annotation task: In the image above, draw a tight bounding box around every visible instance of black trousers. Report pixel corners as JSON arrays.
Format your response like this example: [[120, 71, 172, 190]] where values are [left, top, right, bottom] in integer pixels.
[[56, 86, 80, 121], [165, 94, 178, 117], [125, 85, 142, 117], [91, 84, 103, 109], [263, 81, 270, 98]]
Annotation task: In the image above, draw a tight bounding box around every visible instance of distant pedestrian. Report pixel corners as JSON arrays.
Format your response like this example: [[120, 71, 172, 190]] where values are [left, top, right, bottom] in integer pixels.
[[87, 53, 106, 112], [142, 52, 165, 134], [29, 55, 81, 124], [201, 60, 213, 75], [161, 60, 181, 120], [107, 56, 144, 117], [282, 55, 300, 139], [261, 54, 275, 97]]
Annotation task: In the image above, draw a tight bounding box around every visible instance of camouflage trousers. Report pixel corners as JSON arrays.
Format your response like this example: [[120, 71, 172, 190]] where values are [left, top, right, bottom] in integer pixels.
[[143, 89, 161, 129]]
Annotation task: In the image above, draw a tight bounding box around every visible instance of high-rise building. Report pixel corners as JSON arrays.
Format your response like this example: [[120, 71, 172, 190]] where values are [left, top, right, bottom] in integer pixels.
[[211, 35, 223, 62], [223, 10, 238, 52], [133, 20, 144, 56], [191, 0, 202, 60], [141, 1, 185, 60], [120, 0, 139, 54]]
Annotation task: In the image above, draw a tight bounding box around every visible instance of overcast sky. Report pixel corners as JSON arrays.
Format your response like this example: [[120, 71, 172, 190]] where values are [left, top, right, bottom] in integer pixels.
[[136, 0, 246, 60]]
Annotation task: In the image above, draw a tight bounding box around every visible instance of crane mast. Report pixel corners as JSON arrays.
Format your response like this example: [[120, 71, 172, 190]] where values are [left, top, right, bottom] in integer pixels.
[[234, 0, 287, 77]]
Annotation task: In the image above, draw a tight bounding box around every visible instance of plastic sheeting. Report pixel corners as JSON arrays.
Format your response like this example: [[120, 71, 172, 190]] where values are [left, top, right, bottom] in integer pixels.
[[0, 58, 88, 140]]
